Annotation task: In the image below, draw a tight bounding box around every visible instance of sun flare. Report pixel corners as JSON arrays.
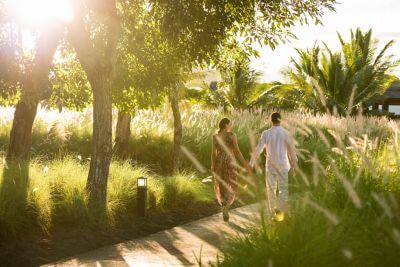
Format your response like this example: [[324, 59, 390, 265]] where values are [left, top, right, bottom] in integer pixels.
[[8, 0, 74, 26]]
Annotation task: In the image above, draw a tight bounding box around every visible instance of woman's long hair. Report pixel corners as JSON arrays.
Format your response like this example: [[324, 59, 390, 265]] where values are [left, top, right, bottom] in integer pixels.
[[218, 118, 230, 133]]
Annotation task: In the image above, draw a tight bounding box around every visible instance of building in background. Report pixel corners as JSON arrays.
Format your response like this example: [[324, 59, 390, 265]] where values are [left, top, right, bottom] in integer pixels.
[[186, 69, 220, 89], [366, 81, 400, 117]]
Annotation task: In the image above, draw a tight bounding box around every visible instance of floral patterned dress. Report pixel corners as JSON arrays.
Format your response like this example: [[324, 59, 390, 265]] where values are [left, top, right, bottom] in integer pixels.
[[213, 132, 238, 206]]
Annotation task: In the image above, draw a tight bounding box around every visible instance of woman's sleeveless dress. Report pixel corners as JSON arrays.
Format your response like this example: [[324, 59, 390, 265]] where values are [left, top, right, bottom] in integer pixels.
[[213, 132, 238, 206]]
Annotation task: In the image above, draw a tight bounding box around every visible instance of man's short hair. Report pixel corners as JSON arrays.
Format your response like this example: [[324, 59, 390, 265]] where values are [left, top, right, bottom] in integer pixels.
[[271, 112, 281, 124]]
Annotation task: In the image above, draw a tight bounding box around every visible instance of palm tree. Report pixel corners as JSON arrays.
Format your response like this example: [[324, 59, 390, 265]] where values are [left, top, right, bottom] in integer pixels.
[[285, 28, 398, 115], [189, 60, 281, 111], [221, 60, 262, 110]]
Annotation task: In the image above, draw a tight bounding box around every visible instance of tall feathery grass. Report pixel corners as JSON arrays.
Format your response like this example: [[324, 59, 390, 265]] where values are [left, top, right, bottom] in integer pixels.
[[0, 104, 398, 266], [0, 157, 214, 242], [0, 104, 392, 171], [215, 117, 400, 267]]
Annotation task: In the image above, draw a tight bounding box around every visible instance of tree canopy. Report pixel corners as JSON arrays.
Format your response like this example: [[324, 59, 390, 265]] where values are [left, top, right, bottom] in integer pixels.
[[150, 0, 336, 66], [0, 0, 338, 206]]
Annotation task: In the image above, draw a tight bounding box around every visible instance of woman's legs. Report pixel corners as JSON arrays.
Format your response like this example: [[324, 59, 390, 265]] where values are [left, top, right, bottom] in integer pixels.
[[220, 186, 232, 222], [222, 204, 230, 221], [214, 169, 237, 222]]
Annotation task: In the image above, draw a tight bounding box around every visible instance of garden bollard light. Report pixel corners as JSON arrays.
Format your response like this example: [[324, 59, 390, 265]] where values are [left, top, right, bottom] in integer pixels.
[[137, 177, 147, 217]]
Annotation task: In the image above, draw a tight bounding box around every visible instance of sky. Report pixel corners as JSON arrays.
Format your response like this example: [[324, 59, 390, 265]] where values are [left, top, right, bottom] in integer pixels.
[[252, 0, 400, 82]]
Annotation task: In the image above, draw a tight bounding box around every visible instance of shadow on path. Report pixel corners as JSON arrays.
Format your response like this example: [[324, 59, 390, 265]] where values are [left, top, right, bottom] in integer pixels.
[[47, 204, 261, 267]]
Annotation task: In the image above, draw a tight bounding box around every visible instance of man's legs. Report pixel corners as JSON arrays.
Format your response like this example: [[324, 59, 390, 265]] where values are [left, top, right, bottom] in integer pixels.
[[265, 171, 275, 213], [277, 170, 289, 203], [266, 170, 289, 214]]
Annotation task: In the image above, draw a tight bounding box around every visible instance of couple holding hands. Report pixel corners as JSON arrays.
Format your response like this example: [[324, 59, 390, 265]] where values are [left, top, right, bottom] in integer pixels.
[[211, 113, 298, 222]]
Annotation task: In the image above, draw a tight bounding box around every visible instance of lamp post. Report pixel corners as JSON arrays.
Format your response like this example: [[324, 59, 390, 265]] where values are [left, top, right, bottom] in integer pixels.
[[137, 177, 147, 217]]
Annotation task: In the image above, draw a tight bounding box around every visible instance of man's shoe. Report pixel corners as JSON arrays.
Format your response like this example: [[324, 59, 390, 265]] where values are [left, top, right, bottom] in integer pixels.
[[273, 208, 284, 222]]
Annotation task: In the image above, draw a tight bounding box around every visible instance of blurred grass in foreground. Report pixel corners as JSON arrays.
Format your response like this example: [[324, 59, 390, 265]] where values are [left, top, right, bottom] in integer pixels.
[[215, 120, 400, 267]]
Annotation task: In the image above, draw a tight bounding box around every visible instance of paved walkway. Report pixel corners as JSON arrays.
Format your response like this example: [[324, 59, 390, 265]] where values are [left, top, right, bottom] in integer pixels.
[[45, 203, 261, 267]]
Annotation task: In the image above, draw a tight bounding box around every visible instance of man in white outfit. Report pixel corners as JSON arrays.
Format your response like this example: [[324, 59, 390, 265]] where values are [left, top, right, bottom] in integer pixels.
[[250, 113, 297, 219]]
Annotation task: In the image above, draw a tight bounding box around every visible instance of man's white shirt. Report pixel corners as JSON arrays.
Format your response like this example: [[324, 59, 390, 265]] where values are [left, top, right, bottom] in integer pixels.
[[250, 126, 297, 173]]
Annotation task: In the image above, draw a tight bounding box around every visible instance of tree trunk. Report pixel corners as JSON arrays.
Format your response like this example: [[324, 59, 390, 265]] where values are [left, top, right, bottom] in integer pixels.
[[7, 98, 39, 160], [86, 75, 113, 207], [114, 110, 131, 159], [68, 2, 120, 208], [170, 89, 183, 172], [6, 25, 63, 162]]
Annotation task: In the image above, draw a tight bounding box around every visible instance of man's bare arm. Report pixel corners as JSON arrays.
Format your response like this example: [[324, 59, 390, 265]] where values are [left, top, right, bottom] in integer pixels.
[[250, 132, 266, 167], [286, 133, 298, 171]]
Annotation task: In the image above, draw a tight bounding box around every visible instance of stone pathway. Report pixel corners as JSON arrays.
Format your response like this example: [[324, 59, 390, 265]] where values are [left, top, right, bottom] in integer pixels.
[[45, 203, 261, 267]]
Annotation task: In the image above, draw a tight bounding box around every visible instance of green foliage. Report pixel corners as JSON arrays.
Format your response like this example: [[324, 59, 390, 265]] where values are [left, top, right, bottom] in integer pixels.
[[0, 104, 398, 265], [2, 0, 337, 114], [215, 107, 400, 267], [251, 82, 303, 110], [49, 47, 92, 111], [221, 60, 262, 110], [151, 0, 336, 67], [285, 28, 399, 115], [217, 146, 400, 266], [113, 0, 337, 112], [113, 0, 175, 113], [187, 63, 307, 111], [0, 104, 394, 171], [188, 60, 272, 110], [161, 173, 213, 207], [0, 157, 214, 238], [0, 25, 27, 105]]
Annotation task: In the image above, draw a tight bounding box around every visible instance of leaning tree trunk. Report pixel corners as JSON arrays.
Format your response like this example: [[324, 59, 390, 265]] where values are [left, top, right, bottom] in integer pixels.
[[69, 1, 120, 208], [170, 89, 183, 172], [7, 98, 39, 160], [7, 25, 63, 162], [114, 110, 131, 159]]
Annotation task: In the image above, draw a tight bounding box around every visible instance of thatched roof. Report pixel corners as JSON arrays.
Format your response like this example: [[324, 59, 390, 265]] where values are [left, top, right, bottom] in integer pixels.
[[366, 82, 400, 104], [383, 82, 400, 98]]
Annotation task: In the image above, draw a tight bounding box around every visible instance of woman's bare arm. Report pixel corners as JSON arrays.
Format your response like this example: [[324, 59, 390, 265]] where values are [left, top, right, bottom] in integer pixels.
[[211, 135, 217, 172], [232, 134, 250, 170]]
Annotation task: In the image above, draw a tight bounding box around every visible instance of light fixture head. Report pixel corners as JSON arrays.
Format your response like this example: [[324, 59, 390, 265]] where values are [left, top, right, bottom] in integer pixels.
[[137, 177, 147, 188]]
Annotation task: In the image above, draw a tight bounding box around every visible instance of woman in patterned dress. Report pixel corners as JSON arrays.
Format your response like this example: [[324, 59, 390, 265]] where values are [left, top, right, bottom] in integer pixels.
[[211, 118, 251, 221]]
